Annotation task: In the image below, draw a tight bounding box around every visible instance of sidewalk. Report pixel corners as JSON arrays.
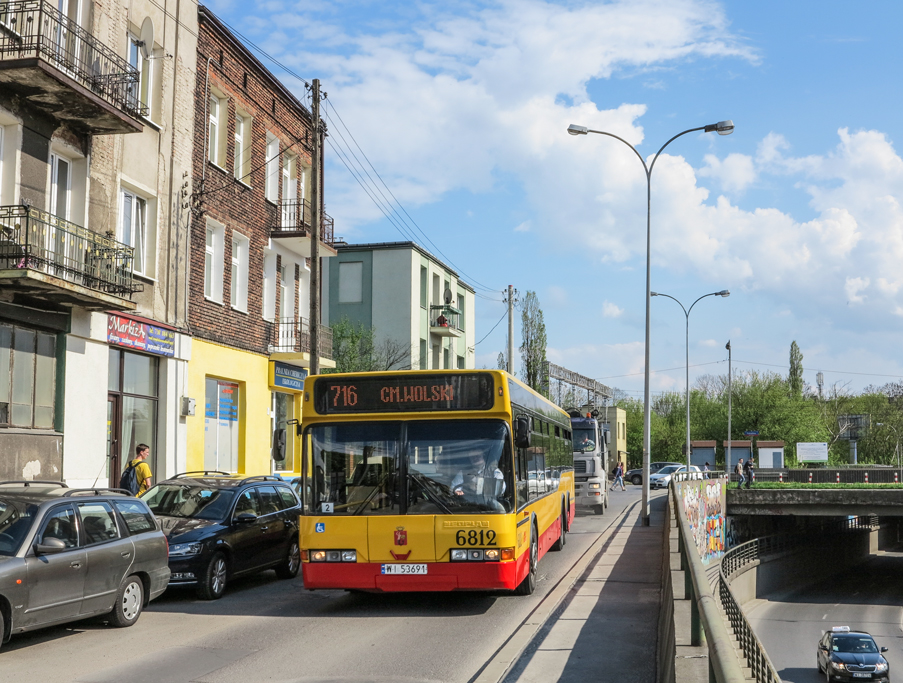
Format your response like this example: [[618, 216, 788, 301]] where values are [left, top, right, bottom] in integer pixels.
[[502, 493, 667, 683]]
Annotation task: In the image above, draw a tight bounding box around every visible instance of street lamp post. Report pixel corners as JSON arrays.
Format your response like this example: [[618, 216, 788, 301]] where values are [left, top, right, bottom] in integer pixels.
[[567, 119, 734, 525], [726, 340, 732, 470], [651, 290, 730, 467], [876, 423, 901, 480]]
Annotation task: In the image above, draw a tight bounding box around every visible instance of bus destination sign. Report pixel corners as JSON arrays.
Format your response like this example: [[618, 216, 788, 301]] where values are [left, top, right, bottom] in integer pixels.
[[314, 374, 495, 414]]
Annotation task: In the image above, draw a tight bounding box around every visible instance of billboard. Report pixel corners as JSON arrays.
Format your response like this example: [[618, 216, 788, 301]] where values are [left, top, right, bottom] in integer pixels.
[[677, 477, 726, 565], [797, 442, 828, 463]]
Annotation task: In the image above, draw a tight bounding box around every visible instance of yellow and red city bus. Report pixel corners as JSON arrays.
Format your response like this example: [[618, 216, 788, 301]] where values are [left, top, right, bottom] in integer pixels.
[[298, 369, 574, 594]]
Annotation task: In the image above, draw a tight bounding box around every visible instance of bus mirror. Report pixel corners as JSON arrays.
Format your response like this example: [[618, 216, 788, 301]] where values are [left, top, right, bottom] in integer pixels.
[[514, 417, 531, 449], [272, 428, 287, 462]]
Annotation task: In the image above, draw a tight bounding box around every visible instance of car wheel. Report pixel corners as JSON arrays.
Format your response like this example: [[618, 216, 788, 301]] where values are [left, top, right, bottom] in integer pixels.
[[197, 551, 228, 600], [631, 475, 642, 486], [513, 525, 538, 596], [275, 539, 301, 579], [551, 509, 566, 551], [594, 504, 604, 515], [108, 574, 143, 628]]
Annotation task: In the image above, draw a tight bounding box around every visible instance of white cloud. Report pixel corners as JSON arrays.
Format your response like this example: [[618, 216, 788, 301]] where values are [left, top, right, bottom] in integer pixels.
[[845, 276, 869, 304], [698, 152, 756, 193], [602, 301, 624, 318], [514, 220, 531, 232]]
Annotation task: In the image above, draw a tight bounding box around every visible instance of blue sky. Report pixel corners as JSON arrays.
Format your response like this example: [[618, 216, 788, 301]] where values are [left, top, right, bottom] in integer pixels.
[[208, 0, 903, 399]]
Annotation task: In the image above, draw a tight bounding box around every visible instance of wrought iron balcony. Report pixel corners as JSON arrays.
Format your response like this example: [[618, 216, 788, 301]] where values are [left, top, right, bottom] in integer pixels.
[[0, 0, 146, 134], [271, 199, 337, 249], [0, 205, 141, 310], [430, 305, 462, 337], [270, 316, 333, 361]]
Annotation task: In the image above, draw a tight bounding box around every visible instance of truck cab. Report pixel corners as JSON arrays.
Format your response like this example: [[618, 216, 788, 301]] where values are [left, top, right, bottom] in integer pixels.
[[570, 412, 609, 515]]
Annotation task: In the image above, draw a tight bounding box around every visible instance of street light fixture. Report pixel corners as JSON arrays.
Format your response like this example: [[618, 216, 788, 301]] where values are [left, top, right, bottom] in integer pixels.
[[567, 119, 734, 525], [651, 290, 730, 467]]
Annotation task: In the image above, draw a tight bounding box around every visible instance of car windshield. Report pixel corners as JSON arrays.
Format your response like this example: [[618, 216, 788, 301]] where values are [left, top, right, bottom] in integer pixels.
[[657, 465, 682, 475], [142, 484, 236, 520], [308, 420, 514, 515], [0, 500, 37, 556], [572, 428, 596, 452], [833, 636, 878, 653]]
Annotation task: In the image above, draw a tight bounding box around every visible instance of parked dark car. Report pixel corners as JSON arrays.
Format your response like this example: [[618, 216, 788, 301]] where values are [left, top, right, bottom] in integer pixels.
[[141, 472, 301, 600], [0, 481, 170, 651], [817, 626, 889, 682], [624, 462, 682, 486]]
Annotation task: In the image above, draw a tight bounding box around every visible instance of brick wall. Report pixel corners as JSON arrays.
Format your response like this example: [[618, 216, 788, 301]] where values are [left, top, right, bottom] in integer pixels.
[[189, 8, 324, 355]]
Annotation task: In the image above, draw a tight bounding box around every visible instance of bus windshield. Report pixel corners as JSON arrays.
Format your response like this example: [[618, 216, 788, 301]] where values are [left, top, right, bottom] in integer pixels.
[[309, 420, 514, 515]]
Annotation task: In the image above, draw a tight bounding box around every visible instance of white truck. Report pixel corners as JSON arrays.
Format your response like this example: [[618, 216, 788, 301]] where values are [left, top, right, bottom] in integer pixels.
[[569, 410, 610, 514]]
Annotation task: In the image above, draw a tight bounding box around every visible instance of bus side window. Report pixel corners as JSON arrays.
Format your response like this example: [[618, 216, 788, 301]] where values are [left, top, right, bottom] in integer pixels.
[[516, 446, 530, 507]]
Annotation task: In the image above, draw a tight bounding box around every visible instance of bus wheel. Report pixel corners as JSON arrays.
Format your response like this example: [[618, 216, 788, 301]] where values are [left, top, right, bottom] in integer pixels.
[[514, 525, 538, 596], [551, 508, 566, 551]]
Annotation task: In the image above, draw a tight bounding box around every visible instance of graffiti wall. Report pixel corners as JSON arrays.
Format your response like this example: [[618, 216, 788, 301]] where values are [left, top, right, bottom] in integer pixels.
[[678, 477, 727, 565]]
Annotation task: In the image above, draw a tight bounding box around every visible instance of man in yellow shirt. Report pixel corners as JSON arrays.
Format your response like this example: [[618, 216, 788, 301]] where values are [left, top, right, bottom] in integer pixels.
[[131, 444, 153, 495]]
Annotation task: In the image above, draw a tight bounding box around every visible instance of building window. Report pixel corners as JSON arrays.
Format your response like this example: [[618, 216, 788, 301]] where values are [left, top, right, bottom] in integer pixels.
[[458, 292, 465, 331], [234, 112, 250, 181], [279, 264, 295, 319], [204, 220, 224, 303], [419, 339, 427, 370], [108, 348, 159, 483], [420, 266, 427, 309], [338, 261, 363, 303], [205, 378, 240, 472], [208, 95, 225, 166], [128, 33, 153, 117], [265, 135, 280, 201], [230, 232, 249, 311], [120, 189, 148, 277], [457, 355, 465, 369], [0, 324, 56, 429], [50, 153, 71, 220], [443, 347, 449, 370], [262, 250, 276, 321], [281, 153, 297, 226]]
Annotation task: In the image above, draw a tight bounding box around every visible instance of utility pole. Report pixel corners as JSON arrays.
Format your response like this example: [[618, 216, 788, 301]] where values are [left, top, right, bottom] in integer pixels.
[[505, 285, 516, 377], [726, 340, 732, 471], [309, 79, 321, 375]]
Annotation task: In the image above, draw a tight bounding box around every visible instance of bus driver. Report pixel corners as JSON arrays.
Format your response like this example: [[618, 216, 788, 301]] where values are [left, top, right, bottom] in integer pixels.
[[451, 450, 506, 498]]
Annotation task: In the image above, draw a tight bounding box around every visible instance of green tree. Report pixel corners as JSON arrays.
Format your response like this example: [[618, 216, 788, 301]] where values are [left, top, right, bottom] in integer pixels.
[[325, 319, 414, 373], [789, 340, 804, 398], [615, 397, 645, 469], [519, 291, 547, 391]]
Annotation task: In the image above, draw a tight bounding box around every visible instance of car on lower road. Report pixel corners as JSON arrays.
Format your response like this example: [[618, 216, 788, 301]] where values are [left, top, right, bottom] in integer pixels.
[[141, 472, 301, 600], [649, 465, 702, 489], [0, 481, 170, 651], [817, 626, 889, 682], [624, 462, 682, 486]]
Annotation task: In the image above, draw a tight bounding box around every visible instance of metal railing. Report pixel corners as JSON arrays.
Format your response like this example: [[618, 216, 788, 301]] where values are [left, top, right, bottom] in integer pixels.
[[0, 205, 140, 296], [732, 468, 901, 484], [270, 316, 333, 360], [429, 304, 461, 331], [272, 199, 336, 246], [0, 0, 147, 120]]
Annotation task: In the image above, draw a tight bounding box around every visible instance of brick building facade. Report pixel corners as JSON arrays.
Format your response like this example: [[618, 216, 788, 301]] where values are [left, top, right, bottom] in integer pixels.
[[185, 7, 336, 477]]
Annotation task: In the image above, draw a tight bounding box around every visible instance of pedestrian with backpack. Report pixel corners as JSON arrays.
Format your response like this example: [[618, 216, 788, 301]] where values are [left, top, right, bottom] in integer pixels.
[[120, 444, 153, 495]]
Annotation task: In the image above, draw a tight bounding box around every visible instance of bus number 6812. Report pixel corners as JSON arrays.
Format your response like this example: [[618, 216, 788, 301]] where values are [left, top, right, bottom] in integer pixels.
[[455, 529, 496, 546]]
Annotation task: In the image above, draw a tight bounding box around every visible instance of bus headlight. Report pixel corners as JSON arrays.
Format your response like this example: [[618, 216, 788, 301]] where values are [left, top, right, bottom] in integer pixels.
[[484, 549, 500, 561], [308, 549, 357, 562], [341, 550, 357, 562], [451, 549, 468, 561], [311, 550, 327, 562]]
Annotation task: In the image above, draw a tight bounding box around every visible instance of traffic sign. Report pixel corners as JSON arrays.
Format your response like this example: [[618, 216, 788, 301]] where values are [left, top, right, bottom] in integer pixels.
[[744, 430, 759, 436]]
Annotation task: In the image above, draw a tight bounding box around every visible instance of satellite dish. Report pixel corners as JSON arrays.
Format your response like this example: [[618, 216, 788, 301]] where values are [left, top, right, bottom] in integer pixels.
[[443, 288, 453, 305], [139, 17, 154, 60]]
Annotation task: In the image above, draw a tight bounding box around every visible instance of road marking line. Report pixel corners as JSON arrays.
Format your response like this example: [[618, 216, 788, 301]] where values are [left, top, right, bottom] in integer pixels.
[[470, 500, 642, 683]]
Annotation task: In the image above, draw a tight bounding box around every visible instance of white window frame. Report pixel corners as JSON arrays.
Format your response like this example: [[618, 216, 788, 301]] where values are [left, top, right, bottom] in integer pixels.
[[265, 135, 280, 202], [234, 112, 249, 182], [119, 188, 148, 277], [128, 32, 153, 118], [208, 94, 225, 166], [262, 250, 276, 321], [230, 232, 249, 312], [204, 219, 225, 303], [50, 153, 71, 221]]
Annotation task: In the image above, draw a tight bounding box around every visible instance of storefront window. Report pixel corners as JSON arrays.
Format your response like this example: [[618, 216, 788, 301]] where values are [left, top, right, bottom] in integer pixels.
[[108, 348, 159, 483], [273, 392, 294, 471], [205, 378, 240, 472], [0, 324, 57, 429]]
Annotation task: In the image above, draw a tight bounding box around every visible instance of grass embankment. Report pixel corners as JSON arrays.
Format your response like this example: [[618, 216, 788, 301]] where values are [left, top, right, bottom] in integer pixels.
[[744, 482, 903, 490]]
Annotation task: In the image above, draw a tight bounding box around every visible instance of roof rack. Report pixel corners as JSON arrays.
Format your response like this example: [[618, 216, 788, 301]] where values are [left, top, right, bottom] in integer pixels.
[[171, 471, 231, 479], [62, 488, 132, 497], [240, 475, 283, 484], [0, 480, 69, 488]]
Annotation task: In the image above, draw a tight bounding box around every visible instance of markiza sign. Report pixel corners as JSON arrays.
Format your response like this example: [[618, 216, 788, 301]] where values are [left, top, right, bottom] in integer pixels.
[[107, 314, 176, 357]]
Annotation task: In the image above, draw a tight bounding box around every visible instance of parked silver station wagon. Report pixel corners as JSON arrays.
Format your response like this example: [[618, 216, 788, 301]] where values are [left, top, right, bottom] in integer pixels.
[[0, 481, 170, 651]]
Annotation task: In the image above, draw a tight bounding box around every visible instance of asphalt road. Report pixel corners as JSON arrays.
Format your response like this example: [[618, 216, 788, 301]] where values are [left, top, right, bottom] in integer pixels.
[[1, 488, 647, 683], [746, 551, 903, 683]]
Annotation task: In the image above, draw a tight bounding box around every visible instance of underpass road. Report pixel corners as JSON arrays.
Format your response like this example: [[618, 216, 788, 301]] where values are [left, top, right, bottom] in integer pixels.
[[1, 489, 646, 683], [746, 551, 903, 683]]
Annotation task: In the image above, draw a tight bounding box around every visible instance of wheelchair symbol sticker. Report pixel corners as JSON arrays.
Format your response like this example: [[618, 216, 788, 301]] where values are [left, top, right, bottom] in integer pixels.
[[315, 523, 325, 533]]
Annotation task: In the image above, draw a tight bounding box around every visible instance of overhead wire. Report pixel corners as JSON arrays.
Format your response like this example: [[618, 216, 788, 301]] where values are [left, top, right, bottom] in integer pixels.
[[474, 309, 508, 346]]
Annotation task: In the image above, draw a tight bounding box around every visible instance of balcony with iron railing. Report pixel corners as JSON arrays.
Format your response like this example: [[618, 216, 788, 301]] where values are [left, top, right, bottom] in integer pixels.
[[269, 316, 334, 362], [0, 0, 146, 134], [270, 199, 337, 257], [429, 304, 462, 338], [0, 205, 142, 310]]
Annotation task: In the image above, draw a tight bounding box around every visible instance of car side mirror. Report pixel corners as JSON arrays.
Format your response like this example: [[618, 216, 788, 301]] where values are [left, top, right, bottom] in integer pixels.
[[272, 428, 287, 463], [514, 416, 531, 449], [881, 647, 888, 653], [34, 537, 67, 555], [234, 512, 258, 524]]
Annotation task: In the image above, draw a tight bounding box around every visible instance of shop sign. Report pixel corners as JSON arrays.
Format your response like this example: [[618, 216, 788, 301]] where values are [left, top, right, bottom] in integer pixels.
[[107, 314, 175, 357], [273, 362, 308, 391]]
